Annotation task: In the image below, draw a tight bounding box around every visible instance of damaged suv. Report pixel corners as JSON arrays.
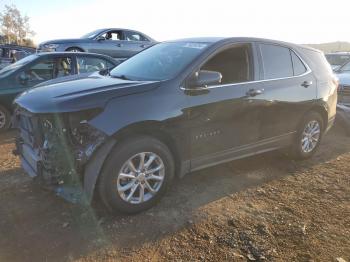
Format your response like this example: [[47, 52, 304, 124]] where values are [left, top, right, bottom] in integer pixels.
[[14, 38, 337, 214]]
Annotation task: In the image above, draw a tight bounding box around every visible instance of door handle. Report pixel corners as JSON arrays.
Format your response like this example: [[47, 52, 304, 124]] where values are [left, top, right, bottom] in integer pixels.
[[301, 80, 312, 88], [246, 88, 263, 97]]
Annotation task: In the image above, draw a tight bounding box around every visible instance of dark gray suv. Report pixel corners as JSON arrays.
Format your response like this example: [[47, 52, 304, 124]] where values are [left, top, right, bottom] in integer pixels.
[[37, 28, 156, 62]]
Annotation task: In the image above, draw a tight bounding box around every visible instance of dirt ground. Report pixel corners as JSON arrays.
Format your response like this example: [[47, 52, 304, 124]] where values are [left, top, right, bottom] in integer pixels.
[[0, 125, 349, 262]]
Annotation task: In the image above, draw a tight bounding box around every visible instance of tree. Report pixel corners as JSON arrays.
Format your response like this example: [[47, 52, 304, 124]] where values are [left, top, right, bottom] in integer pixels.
[[0, 5, 35, 46]]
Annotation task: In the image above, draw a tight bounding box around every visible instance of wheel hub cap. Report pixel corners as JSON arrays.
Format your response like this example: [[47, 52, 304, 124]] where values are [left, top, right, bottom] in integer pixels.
[[117, 152, 165, 204], [301, 120, 320, 153]]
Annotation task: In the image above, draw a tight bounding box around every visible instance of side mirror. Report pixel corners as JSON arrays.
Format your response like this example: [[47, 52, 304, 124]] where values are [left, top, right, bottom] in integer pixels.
[[188, 70, 222, 89], [99, 66, 115, 76], [96, 35, 106, 41]]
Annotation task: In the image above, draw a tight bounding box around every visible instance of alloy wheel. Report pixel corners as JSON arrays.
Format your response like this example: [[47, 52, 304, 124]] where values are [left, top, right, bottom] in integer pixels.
[[301, 120, 321, 153], [117, 152, 165, 204]]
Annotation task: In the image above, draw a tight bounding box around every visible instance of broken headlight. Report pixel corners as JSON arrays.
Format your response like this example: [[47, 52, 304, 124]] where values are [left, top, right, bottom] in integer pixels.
[[68, 109, 104, 146]]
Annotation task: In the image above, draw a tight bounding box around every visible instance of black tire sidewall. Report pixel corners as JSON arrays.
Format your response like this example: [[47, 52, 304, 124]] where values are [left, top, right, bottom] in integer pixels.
[[98, 136, 175, 214], [293, 112, 324, 159], [0, 105, 11, 132]]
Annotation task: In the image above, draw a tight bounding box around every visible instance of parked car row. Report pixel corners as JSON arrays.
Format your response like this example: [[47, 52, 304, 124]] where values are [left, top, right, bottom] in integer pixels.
[[0, 28, 156, 132], [13, 37, 337, 213], [37, 28, 156, 62]]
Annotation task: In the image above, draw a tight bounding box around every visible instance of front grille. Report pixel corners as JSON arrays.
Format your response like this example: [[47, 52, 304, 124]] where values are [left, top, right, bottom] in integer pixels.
[[17, 110, 43, 148]]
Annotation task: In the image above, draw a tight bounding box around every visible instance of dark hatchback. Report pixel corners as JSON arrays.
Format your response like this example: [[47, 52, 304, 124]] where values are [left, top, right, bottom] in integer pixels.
[[0, 52, 118, 131], [14, 37, 337, 213]]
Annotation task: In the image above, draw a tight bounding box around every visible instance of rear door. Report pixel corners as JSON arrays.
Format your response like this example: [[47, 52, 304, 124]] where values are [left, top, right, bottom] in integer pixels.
[[120, 30, 153, 58], [256, 43, 316, 142]]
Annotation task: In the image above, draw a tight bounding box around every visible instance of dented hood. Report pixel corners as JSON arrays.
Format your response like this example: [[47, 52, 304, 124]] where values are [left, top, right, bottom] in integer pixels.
[[14, 73, 159, 113]]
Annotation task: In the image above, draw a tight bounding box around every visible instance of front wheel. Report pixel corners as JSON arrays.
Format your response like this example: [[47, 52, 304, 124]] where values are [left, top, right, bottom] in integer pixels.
[[290, 112, 324, 159], [98, 136, 175, 214], [0, 105, 11, 132]]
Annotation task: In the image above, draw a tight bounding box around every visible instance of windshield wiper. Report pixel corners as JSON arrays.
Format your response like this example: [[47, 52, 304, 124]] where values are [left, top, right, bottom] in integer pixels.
[[111, 74, 132, 80]]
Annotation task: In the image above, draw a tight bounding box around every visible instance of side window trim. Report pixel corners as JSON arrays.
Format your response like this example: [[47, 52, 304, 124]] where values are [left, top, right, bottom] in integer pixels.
[[181, 43, 312, 91]]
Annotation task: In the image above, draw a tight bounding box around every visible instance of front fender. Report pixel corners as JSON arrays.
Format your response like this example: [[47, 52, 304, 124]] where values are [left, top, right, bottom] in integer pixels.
[[83, 138, 116, 202], [88, 87, 184, 136]]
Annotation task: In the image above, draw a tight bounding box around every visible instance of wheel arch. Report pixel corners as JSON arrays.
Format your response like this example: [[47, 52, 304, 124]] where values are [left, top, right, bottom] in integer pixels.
[[83, 120, 186, 203], [110, 121, 183, 176], [308, 104, 329, 131]]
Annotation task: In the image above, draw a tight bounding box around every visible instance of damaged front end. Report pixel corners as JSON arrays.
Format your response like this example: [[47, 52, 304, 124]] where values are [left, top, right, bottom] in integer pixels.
[[14, 108, 108, 203]]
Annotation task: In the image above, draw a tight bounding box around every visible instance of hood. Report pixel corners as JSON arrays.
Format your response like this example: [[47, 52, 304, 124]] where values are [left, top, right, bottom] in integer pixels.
[[40, 38, 89, 45], [14, 73, 160, 113], [336, 72, 350, 86]]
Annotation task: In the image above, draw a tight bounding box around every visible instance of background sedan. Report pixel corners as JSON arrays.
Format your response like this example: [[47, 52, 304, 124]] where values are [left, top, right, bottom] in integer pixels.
[[37, 28, 157, 62]]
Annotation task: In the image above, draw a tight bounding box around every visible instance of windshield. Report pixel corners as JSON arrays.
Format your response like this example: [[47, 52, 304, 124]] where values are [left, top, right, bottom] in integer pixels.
[[81, 29, 104, 39], [110, 42, 209, 81], [0, 54, 38, 77]]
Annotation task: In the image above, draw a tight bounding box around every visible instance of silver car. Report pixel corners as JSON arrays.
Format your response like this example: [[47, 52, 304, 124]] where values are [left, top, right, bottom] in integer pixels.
[[37, 28, 157, 62]]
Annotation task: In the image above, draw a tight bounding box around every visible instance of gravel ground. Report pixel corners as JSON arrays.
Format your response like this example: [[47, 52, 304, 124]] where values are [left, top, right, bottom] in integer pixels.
[[0, 125, 349, 262]]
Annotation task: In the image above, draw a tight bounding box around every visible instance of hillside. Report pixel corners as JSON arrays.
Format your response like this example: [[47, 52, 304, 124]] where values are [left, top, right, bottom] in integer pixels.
[[305, 41, 350, 53]]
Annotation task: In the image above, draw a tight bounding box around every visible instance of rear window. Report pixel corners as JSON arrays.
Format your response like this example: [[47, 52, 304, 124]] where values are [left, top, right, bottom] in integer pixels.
[[260, 44, 293, 79]]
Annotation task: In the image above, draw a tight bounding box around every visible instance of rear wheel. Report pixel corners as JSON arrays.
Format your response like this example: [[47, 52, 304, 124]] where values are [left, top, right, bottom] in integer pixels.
[[98, 136, 175, 214], [290, 112, 324, 159], [0, 105, 11, 132]]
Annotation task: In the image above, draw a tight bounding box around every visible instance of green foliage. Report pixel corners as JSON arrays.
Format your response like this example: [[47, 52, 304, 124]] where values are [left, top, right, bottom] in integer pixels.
[[0, 4, 35, 47]]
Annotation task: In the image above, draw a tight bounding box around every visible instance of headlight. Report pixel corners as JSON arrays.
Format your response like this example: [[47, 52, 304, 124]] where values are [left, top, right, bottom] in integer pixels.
[[42, 44, 59, 50]]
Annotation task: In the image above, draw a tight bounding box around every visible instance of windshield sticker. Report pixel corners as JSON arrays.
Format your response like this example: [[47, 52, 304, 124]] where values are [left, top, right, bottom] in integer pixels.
[[183, 43, 208, 49]]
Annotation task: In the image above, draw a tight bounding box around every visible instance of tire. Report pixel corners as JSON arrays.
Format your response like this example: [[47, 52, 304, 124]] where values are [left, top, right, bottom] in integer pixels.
[[290, 111, 324, 160], [66, 47, 83, 52], [0, 105, 11, 132], [98, 136, 175, 214]]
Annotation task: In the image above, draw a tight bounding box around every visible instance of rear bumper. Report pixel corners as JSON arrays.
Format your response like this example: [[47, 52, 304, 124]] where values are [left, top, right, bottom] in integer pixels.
[[337, 104, 350, 134]]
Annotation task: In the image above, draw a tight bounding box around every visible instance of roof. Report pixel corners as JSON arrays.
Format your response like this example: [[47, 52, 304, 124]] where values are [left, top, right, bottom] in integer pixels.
[[167, 37, 321, 53], [36, 51, 114, 59]]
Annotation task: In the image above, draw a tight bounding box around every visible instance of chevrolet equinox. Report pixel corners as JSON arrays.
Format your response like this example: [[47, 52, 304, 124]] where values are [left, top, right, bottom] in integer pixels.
[[14, 37, 338, 214]]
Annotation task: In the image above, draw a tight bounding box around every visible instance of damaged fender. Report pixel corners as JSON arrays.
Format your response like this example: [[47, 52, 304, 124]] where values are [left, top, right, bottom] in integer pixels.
[[83, 138, 116, 203]]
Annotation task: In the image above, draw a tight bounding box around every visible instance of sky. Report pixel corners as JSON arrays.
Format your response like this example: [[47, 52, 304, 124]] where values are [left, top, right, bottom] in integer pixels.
[[1, 0, 350, 45]]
